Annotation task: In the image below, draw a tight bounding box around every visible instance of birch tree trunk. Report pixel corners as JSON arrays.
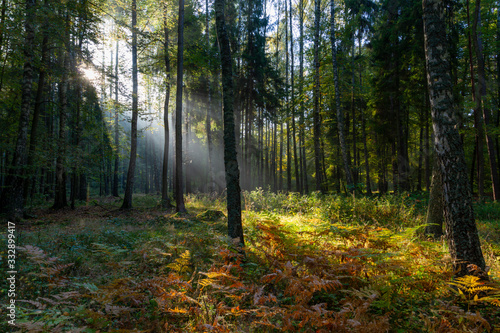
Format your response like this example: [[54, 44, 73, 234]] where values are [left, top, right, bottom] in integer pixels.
[[423, 0, 486, 275]]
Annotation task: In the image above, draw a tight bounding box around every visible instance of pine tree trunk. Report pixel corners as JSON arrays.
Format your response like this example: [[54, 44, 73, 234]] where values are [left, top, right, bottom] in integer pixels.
[[289, 0, 299, 193], [121, 0, 139, 209], [215, 0, 244, 247], [313, 0, 322, 193], [25, 2, 48, 202], [162, 3, 173, 207], [205, 0, 215, 193], [175, 0, 186, 212], [5, 0, 35, 220], [53, 46, 69, 210], [285, 0, 291, 191], [330, 0, 353, 192], [113, 41, 120, 197], [467, 0, 484, 198], [423, 0, 486, 275], [71, 75, 82, 209], [351, 37, 357, 185], [417, 107, 424, 192], [361, 110, 371, 194], [299, 0, 307, 193], [472, 0, 500, 201]]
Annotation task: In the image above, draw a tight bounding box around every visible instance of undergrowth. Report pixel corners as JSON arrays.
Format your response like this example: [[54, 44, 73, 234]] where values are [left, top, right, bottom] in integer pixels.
[[1, 191, 499, 332]]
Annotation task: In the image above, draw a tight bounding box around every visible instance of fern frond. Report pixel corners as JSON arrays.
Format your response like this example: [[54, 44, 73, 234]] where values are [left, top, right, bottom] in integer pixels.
[[343, 286, 381, 300], [167, 250, 191, 274]]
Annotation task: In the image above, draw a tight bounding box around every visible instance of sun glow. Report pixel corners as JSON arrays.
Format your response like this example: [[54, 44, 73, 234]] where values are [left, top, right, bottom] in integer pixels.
[[79, 64, 100, 82]]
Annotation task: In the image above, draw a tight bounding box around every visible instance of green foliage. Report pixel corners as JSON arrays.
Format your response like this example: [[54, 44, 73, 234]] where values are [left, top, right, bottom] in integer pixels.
[[244, 189, 422, 229], [5, 193, 500, 332]]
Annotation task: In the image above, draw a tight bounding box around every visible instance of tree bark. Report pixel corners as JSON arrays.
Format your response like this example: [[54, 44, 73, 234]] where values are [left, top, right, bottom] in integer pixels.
[[423, 0, 486, 275], [162, 3, 174, 208], [472, 0, 500, 201], [25, 0, 49, 202], [53, 45, 69, 210], [215, 0, 244, 247], [5, 0, 36, 220], [121, 0, 139, 209], [330, 0, 353, 192], [425, 158, 444, 238], [313, 0, 322, 193], [289, 0, 299, 193], [467, 0, 484, 198], [299, 0, 307, 193], [206, 0, 215, 193], [113, 41, 120, 197], [175, 0, 186, 212]]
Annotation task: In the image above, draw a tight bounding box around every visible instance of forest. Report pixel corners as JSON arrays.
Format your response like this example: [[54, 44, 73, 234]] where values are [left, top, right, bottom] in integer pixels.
[[1, 0, 500, 331]]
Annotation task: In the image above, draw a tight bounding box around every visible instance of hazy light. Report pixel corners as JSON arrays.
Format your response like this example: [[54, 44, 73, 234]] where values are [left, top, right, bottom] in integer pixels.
[[80, 64, 100, 83]]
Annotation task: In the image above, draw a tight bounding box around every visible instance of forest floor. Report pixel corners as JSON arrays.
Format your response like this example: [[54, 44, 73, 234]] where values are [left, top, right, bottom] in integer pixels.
[[2, 191, 500, 332]]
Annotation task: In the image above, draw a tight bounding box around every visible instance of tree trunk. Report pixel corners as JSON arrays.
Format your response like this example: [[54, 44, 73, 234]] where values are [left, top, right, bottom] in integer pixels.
[[175, 0, 186, 212], [425, 158, 444, 238], [53, 46, 69, 210], [423, 0, 486, 275], [467, 0, 484, 198], [472, 0, 500, 201], [5, 0, 35, 220], [215, 0, 244, 247], [361, 110, 371, 195], [299, 0, 307, 193], [113, 41, 120, 197], [25, 1, 49, 202], [121, 0, 139, 209], [206, 0, 215, 193], [288, 0, 299, 193], [330, 0, 353, 192], [313, 0, 322, 193], [285, 0, 291, 191], [162, 3, 174, 208]]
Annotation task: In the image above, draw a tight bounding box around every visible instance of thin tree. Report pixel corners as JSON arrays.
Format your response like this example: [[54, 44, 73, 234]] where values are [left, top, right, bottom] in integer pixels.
[[299, 0, 307, 193], [466, 0, 484, 198], [472, 0, 500, 201], [289, 0, 300, 193], [175, 0, 186, 212], [313, 0, 323, 192], [423, 0, 486, 275], [112, 40, 119, 197], [206, 0, 216, 193], [330, 0, 353, 192], [53, 40, 69, 209], [162, 2, 174, 208], [215, 0, 244, 247], [121, 0, 139, 209]]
